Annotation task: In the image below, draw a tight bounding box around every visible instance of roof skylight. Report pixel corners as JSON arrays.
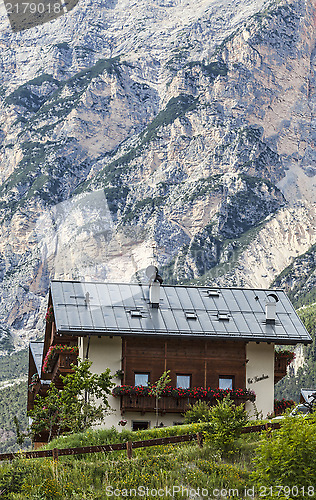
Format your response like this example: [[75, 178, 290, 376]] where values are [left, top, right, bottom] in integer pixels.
[[217, 312, 229, 321], [130, 310, 143, 318], [185, 311, 197, 320]]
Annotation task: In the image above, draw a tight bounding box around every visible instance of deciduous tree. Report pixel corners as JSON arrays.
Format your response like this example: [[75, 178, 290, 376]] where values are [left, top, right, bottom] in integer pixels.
[[29, 360, 114, 441]]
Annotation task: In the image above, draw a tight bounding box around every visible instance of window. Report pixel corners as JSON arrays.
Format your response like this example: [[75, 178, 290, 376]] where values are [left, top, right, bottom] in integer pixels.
[[219, 377, 234, 390], [132, 421, 150, 431], [134, 373, 149, 386], [176, 375, 191, 389]]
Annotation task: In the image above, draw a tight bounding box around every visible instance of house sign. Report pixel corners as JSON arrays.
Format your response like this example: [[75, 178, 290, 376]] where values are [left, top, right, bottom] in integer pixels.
[[247, 374, 269, 384]]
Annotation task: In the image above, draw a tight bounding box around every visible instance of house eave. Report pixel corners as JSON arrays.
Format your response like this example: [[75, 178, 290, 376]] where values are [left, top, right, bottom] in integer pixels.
[[56, 329, 312, 345]]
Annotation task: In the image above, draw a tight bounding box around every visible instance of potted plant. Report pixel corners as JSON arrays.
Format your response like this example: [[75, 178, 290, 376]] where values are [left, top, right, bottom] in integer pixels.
[[114, 369, 124, 380], [29, 373, 40, 392]]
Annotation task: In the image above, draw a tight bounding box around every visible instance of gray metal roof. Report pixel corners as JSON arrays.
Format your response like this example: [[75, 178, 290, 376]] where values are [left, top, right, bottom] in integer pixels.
[[50, 280, 312, 344], [30, 342, 44, 375]]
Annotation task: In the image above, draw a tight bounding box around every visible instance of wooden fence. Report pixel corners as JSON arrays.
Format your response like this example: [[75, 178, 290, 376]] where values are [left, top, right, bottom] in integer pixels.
[[0, 422, 281, 462]]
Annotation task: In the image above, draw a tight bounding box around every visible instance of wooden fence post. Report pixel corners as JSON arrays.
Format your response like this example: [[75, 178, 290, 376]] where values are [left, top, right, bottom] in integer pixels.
[[52, 448, 59, 462], [196, 432, 203, 448], [265, 423, 272, 438], [126, 441, 133, 459]]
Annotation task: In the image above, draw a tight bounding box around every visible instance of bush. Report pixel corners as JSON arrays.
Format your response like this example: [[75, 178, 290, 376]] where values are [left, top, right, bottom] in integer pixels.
[[274, 398, 295, 415], [0, 459, 29, 498], [184, 400, 212, 423], [203, 396, 248, 456], [251, 414, 316, 497]]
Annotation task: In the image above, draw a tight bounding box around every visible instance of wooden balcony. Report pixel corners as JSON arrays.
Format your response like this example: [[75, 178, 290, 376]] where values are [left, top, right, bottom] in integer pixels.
[[120, 394, 251, 414], [274, 352, 293, 383], [50, 352, 78, 388], [27, 380, 50, 411]]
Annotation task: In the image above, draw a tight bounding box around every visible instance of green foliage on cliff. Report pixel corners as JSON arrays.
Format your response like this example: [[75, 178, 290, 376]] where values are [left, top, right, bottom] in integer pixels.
[[273, 244, 316, 308], [5, 74, 60, 112], [0, 381, 30, 453], [185, 60, 228, 78], [140, 93, 198, 143], [275, 303, 316, 402], [0, 350, 29, 453], [0, 350, 28, 383]]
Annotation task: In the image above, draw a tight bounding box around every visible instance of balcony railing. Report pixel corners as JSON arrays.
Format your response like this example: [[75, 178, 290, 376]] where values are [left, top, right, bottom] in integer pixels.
[[27, 379, 50, 411], [120, 393, 252, 414], [50, 352, 78, 388], [274, 351, 294, 383]]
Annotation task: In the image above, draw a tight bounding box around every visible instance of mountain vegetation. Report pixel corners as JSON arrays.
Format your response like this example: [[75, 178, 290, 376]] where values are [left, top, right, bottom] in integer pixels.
[[0, 350, 29, 453], [0, 382, 29, 454], [275, 303, 316, 402]]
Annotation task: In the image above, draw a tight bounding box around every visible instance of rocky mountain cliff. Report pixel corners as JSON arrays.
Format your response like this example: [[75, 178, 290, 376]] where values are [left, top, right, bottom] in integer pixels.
[[0, 0, 315, 351]]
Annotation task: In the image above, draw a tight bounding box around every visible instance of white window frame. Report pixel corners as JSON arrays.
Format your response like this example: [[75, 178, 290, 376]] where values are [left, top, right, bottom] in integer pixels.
[[219, 376, 234, 390], [176, 374, 191, 389], [134, 372, 149, 387]]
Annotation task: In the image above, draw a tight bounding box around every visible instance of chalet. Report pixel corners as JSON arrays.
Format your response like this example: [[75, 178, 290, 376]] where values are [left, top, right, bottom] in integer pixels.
[[28, 270, 312, 442]]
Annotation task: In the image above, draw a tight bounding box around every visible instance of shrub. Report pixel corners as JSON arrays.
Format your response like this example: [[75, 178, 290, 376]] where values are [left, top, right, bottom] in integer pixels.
[[251, 414, 316, 496], [203, 396, 248, 456], [0, 459, 29, 498], [184, 400, 212, 423], [274, 398, 295, 415]]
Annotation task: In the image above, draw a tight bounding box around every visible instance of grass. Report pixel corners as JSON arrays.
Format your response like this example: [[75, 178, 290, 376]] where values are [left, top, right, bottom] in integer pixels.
[[1, 403, 313, 499], [42, 422, 206, 454], [0, 422, 262, 499], [0, 447, 250, 499], [2, 417, 315, 499]]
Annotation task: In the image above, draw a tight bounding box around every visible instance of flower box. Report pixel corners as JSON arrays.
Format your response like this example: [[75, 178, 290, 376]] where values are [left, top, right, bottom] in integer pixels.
[[42, 344, 79, 373], [112, 385, 256, 402], [45, 305, 54, 323], [275, 350, 295, 364]]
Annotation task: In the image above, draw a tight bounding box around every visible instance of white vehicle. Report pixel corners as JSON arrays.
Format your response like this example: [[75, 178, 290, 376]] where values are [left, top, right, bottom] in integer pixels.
[[289, 404, 310, 416], [272, 404, 311, 421]]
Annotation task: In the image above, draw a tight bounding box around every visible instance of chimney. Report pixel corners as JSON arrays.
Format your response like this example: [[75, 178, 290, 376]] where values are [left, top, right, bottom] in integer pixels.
[[265, 293, 279, 324], [150, 281, 160, 308], [146, 265, 163, 308]]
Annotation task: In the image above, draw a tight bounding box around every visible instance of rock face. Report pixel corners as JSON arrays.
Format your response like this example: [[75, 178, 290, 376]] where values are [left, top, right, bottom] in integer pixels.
[[273, 243, 316, 307], [0, 0, 315, 350]]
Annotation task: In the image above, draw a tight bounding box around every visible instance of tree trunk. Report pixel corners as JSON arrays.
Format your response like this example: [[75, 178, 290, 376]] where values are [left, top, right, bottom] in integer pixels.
[[155, 395, 159, 427]]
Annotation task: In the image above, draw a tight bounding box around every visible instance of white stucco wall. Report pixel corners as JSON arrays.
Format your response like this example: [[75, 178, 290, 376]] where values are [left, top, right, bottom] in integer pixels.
[[80, 335, 122, 429], [245, 342, 275, 418]]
